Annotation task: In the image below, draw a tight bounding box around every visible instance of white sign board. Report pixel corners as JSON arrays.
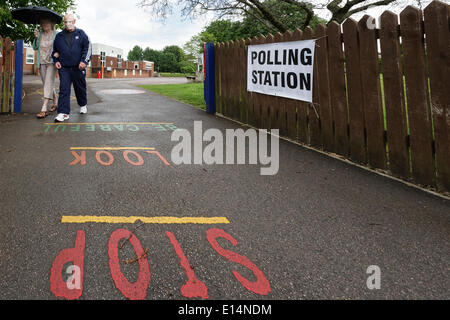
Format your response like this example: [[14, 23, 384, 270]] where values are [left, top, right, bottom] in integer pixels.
[[247, 40, 315, 102]]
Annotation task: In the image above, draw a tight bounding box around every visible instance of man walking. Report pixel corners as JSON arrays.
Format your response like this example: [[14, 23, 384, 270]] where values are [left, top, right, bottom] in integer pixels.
[[52, 13, 91, 122]]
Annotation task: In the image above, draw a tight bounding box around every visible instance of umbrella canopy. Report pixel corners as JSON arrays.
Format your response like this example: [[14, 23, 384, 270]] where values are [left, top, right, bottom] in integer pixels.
[[11, 6, 63, 25]]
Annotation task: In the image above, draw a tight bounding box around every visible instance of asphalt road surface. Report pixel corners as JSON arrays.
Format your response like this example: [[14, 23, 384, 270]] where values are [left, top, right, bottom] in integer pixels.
[[0, 76, 448, 300]]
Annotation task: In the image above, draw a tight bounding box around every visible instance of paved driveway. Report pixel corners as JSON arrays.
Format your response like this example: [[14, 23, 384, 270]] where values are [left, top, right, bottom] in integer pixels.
[[0, 76, 448, 300]]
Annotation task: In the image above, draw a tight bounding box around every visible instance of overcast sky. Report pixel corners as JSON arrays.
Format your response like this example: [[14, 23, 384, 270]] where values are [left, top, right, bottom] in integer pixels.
[[73, 0, 214, 56], [72, 0, 428, 58]]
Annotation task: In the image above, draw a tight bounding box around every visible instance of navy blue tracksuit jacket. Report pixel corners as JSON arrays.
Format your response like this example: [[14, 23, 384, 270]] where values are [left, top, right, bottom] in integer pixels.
[[52, 28, 91, 114]]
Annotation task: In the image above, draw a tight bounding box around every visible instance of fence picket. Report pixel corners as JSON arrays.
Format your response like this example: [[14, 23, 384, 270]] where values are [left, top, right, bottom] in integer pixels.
[[224, 42, 231, 118], [2, 37, 12, 113], [379, 11, 410, 179], [343, 18, 367, 164], [0, 36, 3, 112], [327, 22, 349, 157], [260, 34, 274, 130], [400, 6, 435, 187], [359, 15, 387, 169], [238, 39, 248, 123], [253, 35, 266, 128], [272, 32, 286, 133], [214, 43, 221, 114], [315, 24, 334, 153], [233, 40, 242, 121], [424, 0, 450, 192], [304, 27, 321, 148], [292, 28, 308, 144], [247, 36, 259, 127], [282, 31, 298, 141], [226, 41, 234, 119], [230, 40, 239, 121]]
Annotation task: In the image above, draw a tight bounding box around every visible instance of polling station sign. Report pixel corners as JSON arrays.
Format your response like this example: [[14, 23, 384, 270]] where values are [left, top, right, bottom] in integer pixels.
[[247, 40, 316, 102]]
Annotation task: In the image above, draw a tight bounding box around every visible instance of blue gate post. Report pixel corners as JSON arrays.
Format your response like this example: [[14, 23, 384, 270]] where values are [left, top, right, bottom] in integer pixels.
[[14, 39, 23, 113], [203, 42, 215, 114]]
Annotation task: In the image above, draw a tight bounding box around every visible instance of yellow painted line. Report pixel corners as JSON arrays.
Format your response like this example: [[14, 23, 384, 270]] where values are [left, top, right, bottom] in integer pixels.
[[70, 147, 155, 150], [61, 216, 230, 224], [44, 122, 174, 125]]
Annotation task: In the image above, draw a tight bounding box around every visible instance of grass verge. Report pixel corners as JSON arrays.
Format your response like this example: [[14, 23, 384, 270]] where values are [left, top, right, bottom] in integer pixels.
[[159, 73, 195, 78], [139, 82, 205, 110]]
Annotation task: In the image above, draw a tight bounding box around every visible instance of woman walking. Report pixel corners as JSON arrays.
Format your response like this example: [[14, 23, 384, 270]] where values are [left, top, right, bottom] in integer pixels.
[[33, 18, 58, 118]]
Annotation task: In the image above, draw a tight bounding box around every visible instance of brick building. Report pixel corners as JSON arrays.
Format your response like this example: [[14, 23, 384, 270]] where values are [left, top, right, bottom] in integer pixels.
[[90, 43, 154, 78], [23, 43, 37, 75], [22, 42, 154, 79]]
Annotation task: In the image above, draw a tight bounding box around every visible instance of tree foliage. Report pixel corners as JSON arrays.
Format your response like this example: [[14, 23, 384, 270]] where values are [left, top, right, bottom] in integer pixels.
[[182, 1, 326, 62], [130, 44, 194, 73], [137, 0, 420, 34], [0, 0, 76, 41], [138, 0, 436, 35], [127, 45, 144, 61]]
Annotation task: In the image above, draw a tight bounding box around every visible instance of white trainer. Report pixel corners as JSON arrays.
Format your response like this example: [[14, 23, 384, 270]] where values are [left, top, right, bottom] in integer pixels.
[[80, 105, 87, 114], [54, 113, 69, 122]]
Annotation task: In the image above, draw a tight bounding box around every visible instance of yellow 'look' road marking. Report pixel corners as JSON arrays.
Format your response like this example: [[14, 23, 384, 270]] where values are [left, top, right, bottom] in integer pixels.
[[61, 216, 230, 224], [44, 122, 174, 125], [70, 147, 155, 150]]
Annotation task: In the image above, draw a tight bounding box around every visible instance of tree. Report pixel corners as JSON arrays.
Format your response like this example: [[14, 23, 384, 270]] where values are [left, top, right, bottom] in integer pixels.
[[137, 0, 429, 34], [127, 45, 144, 61], [182, 2, 326, 60], [163, 45, 185, 64], [326, 0, 433, 23], [179, 60, 196, 74], [158, 52, 179, 72], [235, 1, 325, 36], [183, 32, 216, 63], [0, 0, 76, 42], [143, 47, 162, 64], [138, 45, 188, 73]]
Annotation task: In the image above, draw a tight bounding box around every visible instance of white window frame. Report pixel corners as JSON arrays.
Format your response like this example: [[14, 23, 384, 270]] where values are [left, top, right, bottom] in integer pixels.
[[26, 48, 34, 64]]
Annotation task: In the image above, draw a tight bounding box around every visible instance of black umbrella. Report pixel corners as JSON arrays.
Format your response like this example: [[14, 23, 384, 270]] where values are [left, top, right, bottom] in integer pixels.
[[11, 6, 63, 25]]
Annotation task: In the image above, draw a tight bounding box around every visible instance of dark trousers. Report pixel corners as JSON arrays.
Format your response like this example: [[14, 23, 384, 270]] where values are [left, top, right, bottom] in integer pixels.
[[57, 67, 87, 114]]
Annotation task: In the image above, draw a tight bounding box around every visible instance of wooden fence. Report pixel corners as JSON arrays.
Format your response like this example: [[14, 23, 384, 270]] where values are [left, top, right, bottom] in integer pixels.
[[0, 36, 15, 113], [214, 0, 449, 194]]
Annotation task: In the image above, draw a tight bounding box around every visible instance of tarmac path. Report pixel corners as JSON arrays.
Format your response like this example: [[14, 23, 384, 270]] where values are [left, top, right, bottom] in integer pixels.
[[0, 76, 448, 300]]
